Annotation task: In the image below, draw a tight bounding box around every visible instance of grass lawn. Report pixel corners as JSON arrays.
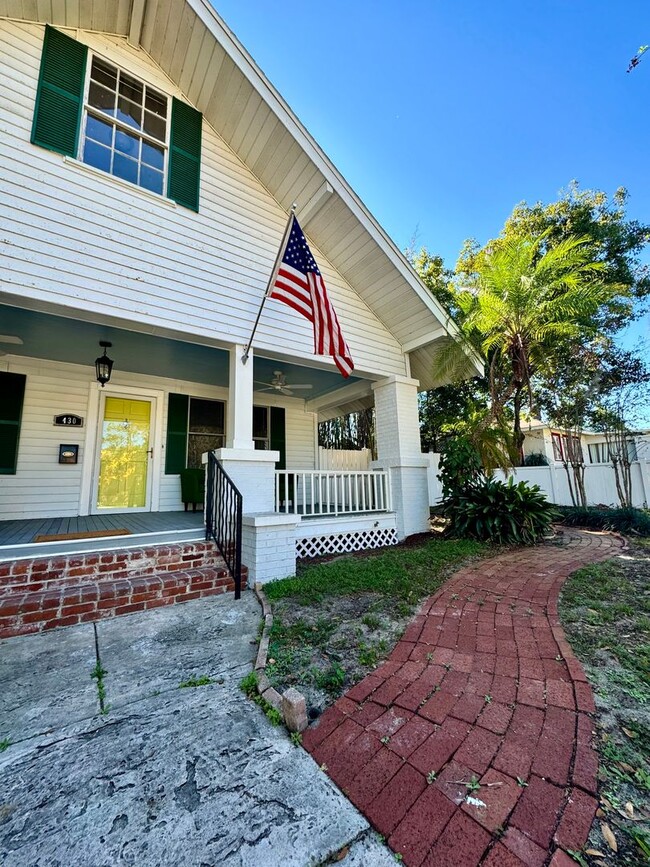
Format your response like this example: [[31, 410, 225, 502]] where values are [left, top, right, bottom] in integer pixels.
[[560, 542, 650, 866], [263, 536, 485, 716]]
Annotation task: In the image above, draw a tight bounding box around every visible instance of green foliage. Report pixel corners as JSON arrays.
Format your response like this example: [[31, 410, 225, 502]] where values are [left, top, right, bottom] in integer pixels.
[[523, 452, 549, 466], [90, 661, 109, 715], [0, 738, 11, 752], [314, 663, 346, 694], [179, 674, 214, 688], [239, 670, 283, 726], [556, 505, 650, 536], [290, 731, 303, 747], [445, 476, 558, 545], [438, 436, 483, 501], [239, 670, 258, 697], [264, 538, 485, 604]]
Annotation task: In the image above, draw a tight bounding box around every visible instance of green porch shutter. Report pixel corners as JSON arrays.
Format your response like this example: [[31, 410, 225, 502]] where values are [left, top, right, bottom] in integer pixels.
[[165, 393, 189, 474], [270, 407, 286, 469], [0, 373, 27, 475], [168, 97, 202, 212], [31, 25, 87, 157]]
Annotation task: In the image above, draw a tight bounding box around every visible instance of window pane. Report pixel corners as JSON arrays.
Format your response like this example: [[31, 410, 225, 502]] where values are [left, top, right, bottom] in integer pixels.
[[91, 57, 117, 91], [117, 96, 142, 130], [115, 128, 140, 159], [86, 114, 113, 147], [141, 140, 164, 169], [89, 81, 116, 115], [143, 110, 166, 142], [83, 139, 111, 172], [113, 152, 138, 184], [187, 434, 224, 468], [254, 440, 268, 450], [145, 89, 167, 118], [253, 406, 268, 439], [119, 72, 143, 106], [189, 399, 225, 434], [140, 165, 163, 194]]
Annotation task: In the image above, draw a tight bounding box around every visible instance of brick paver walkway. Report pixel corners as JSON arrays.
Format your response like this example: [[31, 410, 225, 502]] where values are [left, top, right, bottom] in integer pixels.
[[303, 530, 623, 867]]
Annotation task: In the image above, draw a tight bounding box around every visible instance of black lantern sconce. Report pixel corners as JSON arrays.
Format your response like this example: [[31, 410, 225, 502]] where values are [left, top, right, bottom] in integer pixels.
[[95, 341, 114, 387]]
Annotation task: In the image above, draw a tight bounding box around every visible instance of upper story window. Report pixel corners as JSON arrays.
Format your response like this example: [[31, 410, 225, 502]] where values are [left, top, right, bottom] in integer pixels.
[[31, 26, 203, 212], [82, 57, 167, 196]]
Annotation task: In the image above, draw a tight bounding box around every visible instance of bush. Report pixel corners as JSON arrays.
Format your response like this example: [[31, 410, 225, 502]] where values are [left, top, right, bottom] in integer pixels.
[[523, 452, 550, 467], [556, 505, 650, 536], [438, 437, 557, 545], [445, 477, 558, 545]]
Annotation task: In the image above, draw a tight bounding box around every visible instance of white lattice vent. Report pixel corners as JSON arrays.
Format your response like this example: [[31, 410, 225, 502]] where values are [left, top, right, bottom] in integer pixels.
[[296, 528, 398, 559]]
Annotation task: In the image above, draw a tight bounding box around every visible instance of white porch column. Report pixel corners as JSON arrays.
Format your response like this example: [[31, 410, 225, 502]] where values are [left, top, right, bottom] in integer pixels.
[[372, 374, 429, 540], [209, 345, 296, 582], [226, 344, 254, 450]]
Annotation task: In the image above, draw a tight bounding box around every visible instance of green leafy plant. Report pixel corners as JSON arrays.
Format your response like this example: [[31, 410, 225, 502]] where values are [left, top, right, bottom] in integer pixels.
[[523, 451, 549, 466], [0, 738, 11, 752], [556, 505, 650, 536], [90, 661, 109, 715], [446, 476, 558, 545], [290, 732, 302, 747], [315, 663, 346, 694]]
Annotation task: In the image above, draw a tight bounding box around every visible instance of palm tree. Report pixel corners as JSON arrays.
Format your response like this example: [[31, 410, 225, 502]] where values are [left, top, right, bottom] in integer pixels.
[[442, 231, 616, 463]]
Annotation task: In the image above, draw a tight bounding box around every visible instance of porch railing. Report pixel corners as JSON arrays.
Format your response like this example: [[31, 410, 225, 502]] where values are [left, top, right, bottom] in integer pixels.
[[205, 451, 243, 599], [275, 470, 391, 516]]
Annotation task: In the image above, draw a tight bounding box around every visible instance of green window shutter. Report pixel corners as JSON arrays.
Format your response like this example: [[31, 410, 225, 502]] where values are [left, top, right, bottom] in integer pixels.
[[270, 407, 286, 470], [165, 393, 189, 474], [168, 97, 202, 212], [0, 373, 26, 475], [31, 25, 87, 157]]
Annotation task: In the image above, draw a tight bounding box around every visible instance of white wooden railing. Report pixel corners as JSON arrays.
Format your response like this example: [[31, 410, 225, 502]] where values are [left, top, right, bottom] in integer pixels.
[[275, 470, 391, 516]]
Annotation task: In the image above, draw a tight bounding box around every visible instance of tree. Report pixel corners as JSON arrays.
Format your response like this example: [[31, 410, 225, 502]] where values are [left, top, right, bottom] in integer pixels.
[[454, 231, 614, 463]]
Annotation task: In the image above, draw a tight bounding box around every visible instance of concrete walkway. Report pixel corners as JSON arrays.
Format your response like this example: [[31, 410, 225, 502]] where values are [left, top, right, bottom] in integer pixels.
[[0, 593, 394, 867], [304, 530, 623, 867]]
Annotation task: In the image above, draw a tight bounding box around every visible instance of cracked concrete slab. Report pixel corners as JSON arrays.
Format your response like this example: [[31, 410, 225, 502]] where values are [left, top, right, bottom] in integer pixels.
[[96, 592, 261, 711], [0, 592, 392, 867], [0, 623, 98, 742]]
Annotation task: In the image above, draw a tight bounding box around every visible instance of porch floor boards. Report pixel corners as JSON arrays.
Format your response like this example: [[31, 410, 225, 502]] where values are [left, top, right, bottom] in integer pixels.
[[0, 511, 204, 547]]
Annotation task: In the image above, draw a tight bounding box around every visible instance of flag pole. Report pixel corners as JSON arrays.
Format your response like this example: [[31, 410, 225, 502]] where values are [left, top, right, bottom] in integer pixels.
[[242, 203, 297, 365]]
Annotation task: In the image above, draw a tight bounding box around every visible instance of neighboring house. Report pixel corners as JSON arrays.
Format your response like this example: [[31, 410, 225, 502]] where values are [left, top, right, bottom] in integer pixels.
[[0, 0, 475, 615], [522, 420, 649, 466]]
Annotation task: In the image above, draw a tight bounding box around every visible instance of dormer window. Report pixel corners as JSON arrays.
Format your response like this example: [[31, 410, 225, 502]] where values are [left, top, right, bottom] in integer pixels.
[[31, 26, 203, 212], [82, 57, 167, 195]]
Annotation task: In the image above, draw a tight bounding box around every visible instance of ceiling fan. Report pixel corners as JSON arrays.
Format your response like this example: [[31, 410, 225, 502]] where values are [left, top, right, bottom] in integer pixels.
[[254, 370, 313, 397]]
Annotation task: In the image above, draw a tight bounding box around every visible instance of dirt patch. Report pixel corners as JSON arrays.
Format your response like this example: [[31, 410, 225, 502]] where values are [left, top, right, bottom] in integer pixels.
[[560, 540, 650, 865]]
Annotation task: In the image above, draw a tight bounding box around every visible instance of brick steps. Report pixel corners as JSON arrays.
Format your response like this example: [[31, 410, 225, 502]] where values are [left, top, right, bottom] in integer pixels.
[[0, 541, 224, 597], [0, 564, 247, 639]]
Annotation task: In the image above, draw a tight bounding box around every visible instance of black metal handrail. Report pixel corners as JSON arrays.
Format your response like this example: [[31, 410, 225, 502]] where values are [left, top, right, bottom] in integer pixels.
[[205, 451, 243, 599]]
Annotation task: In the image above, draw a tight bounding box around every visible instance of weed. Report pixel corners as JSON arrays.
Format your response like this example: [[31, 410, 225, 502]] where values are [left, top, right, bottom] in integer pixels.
[[314, 663, 346, 694], [565, 850, 588, 867], [361, 613, 381, 631], [240, 670, 283, 726], [179, 675, 214, 688], [240, 670, 258, 697], [516, 777, 528, 787], [426, 652, 434, 662], [443, 662, 452, 671], [465, 776, 481, 792], [290, 732, 302, 747], [380, 735, 390, 745], [264, 705, 283, 726], [426, 770, 437, 784], [484, 694, 492, 704], [358, 642, 379, 668], [0, 738, 10, 752], [90, 661, 109, 715]]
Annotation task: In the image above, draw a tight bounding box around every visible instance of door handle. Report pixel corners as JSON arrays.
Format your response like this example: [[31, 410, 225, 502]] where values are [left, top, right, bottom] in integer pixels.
[[147, 448, 154, 458]]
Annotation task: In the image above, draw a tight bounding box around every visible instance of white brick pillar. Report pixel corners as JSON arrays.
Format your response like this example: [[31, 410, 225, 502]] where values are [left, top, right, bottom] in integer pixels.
[[371, 374, 429, 540]]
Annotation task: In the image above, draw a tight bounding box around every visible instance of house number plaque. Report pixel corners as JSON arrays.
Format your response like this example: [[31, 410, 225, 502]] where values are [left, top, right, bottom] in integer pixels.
[[53, 414, 84, 427]]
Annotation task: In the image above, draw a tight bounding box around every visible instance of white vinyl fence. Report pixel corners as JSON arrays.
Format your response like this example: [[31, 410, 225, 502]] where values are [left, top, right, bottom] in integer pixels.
[[426, 452, 650, 509], [318, 447, 372, 470]]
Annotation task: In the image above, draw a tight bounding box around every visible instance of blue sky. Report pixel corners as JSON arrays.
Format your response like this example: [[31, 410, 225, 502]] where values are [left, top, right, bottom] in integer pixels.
[[214, 0, 649, 354]]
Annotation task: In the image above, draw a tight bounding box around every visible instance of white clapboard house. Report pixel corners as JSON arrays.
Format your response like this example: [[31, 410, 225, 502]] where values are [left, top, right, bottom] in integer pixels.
[[0, 0, 475, 630]]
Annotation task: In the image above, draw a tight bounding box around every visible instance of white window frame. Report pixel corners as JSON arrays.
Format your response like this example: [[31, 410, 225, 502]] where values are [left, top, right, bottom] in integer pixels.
[[79, 51, 171, 197], [253, 405, 270, 450]]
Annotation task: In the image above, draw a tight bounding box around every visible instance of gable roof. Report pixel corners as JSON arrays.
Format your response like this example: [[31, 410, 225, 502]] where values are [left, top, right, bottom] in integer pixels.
[[0, 0, 481, 388]]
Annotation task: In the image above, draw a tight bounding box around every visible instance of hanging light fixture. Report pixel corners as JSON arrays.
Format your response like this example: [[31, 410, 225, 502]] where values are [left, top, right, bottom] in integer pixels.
[[95, 341, 114, 387]]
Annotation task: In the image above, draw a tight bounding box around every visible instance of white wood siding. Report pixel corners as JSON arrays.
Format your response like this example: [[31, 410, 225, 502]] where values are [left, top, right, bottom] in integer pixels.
[[0, 21, 407, 380], [0, 355, 317, 520]]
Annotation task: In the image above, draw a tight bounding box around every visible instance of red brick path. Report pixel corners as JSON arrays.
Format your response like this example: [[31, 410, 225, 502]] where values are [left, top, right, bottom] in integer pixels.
[[304, 530, 622, 866]]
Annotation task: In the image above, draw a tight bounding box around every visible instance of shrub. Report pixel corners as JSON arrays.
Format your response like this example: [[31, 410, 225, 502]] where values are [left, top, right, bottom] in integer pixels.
[[444, 477, 558, 545], [556, 505, 650, 536], [523, 452, 549, 467]]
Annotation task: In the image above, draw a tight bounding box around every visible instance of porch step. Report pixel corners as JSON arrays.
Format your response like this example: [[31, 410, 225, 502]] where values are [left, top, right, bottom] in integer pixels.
[[0, 541, 224, 598], [0, 565, 248, 640]]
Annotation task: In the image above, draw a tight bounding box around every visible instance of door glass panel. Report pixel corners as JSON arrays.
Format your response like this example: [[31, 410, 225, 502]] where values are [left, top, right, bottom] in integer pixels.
[[97, 397, 151, 509]]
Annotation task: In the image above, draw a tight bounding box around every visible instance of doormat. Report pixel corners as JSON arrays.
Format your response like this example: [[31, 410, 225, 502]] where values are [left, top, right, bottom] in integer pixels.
[[33, 529, 131, 543]]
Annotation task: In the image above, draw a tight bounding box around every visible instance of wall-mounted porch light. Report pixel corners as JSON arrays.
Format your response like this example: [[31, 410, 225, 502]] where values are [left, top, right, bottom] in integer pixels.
[[95, 341, 114, 387]]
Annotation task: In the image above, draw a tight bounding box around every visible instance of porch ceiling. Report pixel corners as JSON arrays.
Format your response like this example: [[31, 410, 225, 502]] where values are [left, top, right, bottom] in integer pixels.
[[0, 0, 478, 387], [0, 303, 364, 399]]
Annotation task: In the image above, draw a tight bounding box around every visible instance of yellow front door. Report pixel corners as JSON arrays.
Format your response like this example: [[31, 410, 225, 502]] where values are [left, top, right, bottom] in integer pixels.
[[97, 397, 152, 510]]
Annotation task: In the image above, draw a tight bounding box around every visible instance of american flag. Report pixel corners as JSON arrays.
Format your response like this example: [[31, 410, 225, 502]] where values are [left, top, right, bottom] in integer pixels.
[[269, 215, 354, 377]]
